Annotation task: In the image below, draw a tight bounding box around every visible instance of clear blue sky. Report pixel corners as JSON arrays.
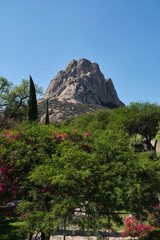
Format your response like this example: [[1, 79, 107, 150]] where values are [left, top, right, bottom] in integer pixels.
[[0, 0, 160, 105]]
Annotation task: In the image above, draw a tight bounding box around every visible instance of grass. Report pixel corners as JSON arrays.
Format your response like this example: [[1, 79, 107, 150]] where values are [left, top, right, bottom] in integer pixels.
[[99, 212, 130, 233], [111, 213, 130, 232], [0, 218, 27, 240], [0, 212, 129, 240]]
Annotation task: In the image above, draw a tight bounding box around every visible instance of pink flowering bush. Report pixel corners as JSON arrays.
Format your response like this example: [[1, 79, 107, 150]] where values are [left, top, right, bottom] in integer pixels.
[[0, 124, 91, 219], [147, 203, 160, 228], [122, 217, 155, 239], [1, 123, 160, 238]]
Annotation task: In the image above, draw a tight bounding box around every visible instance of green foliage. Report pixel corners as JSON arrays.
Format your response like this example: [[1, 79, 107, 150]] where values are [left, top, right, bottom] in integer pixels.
[[146, 204, 160, 228], [0, 117, 19, 130], [63, 102, 160, 153], [155, 126, 160, 156], [137, 228, 160, 240], [63, 101, 160, 154], [0, 77, 13, 109], [146, 228, 160, 240], [0, 76, 43, 122], [0, 123, 160, 237], [129, 134, 145, 152], [1, 100, 160, 237], [0, 218, 27, 240], [108, 102, 160, 151], [28, 76, 38, 121], [69, 109, 112, 131]]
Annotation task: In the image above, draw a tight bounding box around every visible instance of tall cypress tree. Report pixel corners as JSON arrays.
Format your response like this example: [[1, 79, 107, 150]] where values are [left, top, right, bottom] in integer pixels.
[[45, 99, 49, 125], [28, 76, 38, 121]]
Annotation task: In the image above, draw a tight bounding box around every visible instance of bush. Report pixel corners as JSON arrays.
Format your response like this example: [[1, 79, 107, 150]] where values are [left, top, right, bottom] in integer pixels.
[[139, 228, 160, 240], [70, 109, 112, 131], [122, 217, 154, 239], [1, 123, 160, 237], [147, 228, 160, 240], [147, 203, 160, 228]]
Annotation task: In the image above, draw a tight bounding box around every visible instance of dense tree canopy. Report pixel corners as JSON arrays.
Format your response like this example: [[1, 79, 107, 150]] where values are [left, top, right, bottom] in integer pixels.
[[0, 77, 43, 120], [110, 102, 160, 151], [0, 123, 160, 238], [0, 77, 13, 109], [69, 102, 160, 152], [67, 109, 112, 132]]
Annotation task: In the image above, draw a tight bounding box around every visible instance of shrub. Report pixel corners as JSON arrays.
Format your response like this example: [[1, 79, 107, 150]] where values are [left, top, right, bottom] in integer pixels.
[[1, 123, 160, 237], [146, 228, 160, 240], [147, 203, 160, 228], [122, 217, 154, 239]]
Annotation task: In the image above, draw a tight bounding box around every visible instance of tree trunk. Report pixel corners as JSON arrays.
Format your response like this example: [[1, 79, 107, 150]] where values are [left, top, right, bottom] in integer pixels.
[[145, 137, 156, 151], [29, 232, 33, 240], [35, 232, 40, 240], [154, 139, 158, 151]]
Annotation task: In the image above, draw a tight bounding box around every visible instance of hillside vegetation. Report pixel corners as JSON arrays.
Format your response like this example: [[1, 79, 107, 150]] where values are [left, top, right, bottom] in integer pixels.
[[1, 101, 160, 239]]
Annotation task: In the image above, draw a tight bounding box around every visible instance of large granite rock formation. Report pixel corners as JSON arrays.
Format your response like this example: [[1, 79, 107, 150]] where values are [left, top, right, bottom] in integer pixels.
[[43, 58, 124, 108], [38, 59, 124, 122]]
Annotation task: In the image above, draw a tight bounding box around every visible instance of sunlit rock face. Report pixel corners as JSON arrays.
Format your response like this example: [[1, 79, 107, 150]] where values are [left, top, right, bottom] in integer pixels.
[[43, 58, 124, 108]]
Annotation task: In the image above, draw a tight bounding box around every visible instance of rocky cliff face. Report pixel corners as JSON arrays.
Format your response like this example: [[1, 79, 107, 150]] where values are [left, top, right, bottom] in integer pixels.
[[38, 59, 124, 122], [43, 58, 124, 108]]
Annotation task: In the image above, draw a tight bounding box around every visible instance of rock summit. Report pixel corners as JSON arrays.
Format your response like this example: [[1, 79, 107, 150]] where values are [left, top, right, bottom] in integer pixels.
[[43, 58, 124, 108]]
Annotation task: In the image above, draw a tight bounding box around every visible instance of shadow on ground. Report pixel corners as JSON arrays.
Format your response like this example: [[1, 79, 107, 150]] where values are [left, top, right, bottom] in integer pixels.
[[0, 218, 26, 240]]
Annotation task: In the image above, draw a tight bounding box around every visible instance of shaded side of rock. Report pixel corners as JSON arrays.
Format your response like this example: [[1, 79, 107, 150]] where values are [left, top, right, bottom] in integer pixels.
[[38, 98, 108, 123]]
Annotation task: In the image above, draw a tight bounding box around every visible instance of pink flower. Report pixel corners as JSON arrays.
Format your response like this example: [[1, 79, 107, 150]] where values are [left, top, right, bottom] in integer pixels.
[[0, 165, 13, 179], [12, 134, 18, 139], [122, 232, 126, 238], [3, 173, 8, 178], [12, 189, 18, 194], [56, 134, 62, 140], [14, 178, 18, 183], [84, 143, 88, 147], [14, 151, 18, 155], [0, 166, 4, 173], [123, 216, 155, 239], [126, 222, 131, 227], [82, 132, 89, 137], [27, 138, 32, 142], [0, 182, 6, 191]]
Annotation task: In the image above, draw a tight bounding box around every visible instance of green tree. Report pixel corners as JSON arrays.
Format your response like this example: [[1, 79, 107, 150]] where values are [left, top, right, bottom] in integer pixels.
[[0, 77, 43, 121], [109, 102, 160, 151], [69, 109, 112, 132], [0, 77, 13, 109], [28, 76, 38, 121], [1, 124, 159, 238], [18, 129, 160, 235], [45, 99, 49, 125]]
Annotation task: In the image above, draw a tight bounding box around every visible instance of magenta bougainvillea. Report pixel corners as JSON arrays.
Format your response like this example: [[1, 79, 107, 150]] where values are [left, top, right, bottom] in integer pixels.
[[122, 217, 155, 239], [0, 126, 90, 215]]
